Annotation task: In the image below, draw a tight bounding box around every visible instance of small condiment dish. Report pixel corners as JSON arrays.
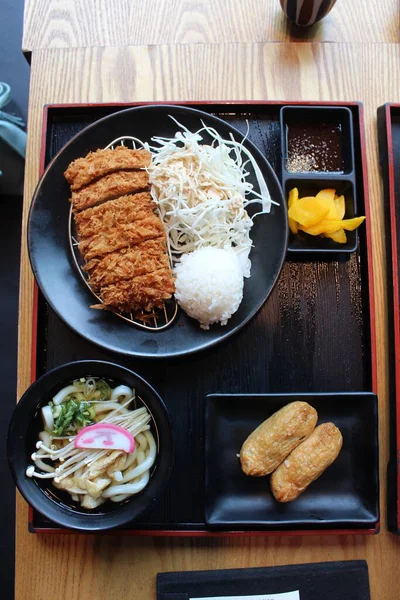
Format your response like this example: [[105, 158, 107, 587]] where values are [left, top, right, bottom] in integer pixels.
[[280, 105, 355, 176]]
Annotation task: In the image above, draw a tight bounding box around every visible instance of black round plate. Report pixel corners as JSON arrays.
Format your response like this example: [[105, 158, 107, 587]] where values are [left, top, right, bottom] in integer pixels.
[[7, 360, 174, 531], [28, 105, 288, 358]]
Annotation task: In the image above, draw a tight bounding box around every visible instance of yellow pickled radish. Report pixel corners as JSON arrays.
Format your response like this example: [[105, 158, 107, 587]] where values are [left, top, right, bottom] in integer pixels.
[[316, 189, 339, 220], [288, 196, 331, 227], [288, 187, 299, 234], [316, 188, 336, 203], [334, 195, 346, 220], [324, 229, 347, 244], [287, 187, 365, 245], [339, 216, 365, 231], [301, 216, 365, 236]]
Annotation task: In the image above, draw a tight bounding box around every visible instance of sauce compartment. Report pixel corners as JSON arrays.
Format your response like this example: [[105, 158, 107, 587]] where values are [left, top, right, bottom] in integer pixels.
[[280, 106, 355, 176], [285, 178, 359, 255]]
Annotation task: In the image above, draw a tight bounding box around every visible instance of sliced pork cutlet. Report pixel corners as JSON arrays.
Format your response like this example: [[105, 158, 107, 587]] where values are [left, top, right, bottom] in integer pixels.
[[78, 215, 166, 261], [70, 170, 149, 212], [64, 146, 152, 191], [94, 268, 175, 314], [83, 238, 170, 291], [74, 192, 155, 239]]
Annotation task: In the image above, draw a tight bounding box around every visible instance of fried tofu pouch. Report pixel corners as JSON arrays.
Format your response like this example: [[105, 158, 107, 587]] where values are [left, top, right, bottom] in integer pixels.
[[270, 422, 343, 503], [240, 401, 318, 477]]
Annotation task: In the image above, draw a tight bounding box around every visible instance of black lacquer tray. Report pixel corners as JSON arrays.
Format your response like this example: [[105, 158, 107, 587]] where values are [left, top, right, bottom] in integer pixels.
[[29, 101, 378, 535]]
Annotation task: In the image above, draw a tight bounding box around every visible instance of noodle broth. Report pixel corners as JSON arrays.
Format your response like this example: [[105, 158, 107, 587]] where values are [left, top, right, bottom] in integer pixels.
[[27, 377, 160, 514]]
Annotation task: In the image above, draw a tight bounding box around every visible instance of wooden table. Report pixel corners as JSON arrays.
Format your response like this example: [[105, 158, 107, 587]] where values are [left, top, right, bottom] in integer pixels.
[[17, 1, 400, 599]]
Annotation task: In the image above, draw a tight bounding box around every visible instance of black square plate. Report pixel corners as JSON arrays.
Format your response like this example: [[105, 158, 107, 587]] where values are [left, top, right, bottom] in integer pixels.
[[205, 393, 379, 530]]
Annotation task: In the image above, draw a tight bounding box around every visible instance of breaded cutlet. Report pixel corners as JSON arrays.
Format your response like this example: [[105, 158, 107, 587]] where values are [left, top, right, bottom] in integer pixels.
[[70, 170, 149, 212], [78, 215, 166, 261], [74, 192, 155, 239], [65, 145, 174, 315], [95, 268, 175, 314], [64, 146, 151, 191], [83, 238, 170, 291]]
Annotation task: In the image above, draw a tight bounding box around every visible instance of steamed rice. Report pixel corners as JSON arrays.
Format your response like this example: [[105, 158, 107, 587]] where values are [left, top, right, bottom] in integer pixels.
[[174, 247, 244, 330]]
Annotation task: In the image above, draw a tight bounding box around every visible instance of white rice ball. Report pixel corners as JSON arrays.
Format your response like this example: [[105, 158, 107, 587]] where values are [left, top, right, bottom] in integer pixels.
[[174, 247, 244, 330]]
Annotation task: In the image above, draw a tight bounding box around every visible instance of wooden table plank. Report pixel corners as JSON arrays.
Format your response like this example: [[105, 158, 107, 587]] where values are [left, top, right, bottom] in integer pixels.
[[16, 41, 400, 600], [22, 0, 400, 52]]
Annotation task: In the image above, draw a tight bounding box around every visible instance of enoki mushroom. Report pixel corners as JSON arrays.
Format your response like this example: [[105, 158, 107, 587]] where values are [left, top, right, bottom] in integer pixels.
[[26, 381, 157, 509]]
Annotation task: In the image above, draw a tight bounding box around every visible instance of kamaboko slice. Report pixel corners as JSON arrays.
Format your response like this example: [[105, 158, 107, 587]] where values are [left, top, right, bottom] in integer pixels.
[[74, 423, 135, 453]]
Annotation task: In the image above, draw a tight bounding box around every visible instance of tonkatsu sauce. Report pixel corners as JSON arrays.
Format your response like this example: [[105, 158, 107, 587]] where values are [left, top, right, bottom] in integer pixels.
[[286, 122, 344, 173]]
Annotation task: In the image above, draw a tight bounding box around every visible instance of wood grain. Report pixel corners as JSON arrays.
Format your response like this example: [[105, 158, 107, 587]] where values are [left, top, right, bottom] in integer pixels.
[[22, 0, 400, 51], [17, 42, 400, 600]]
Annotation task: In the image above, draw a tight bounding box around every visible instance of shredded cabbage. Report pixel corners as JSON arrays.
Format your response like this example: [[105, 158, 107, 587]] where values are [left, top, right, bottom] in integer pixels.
[[147, 118, 276, 278]]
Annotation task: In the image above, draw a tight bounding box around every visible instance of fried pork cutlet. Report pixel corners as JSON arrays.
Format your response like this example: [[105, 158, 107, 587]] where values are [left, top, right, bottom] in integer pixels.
[[64, 146, 151, 191], [78, 215, 166, 261], [75, 192, 155, 239], [95, 268, 175, 314], [65, 145, 175, 315], [70, 170, 150, 212], [83, 238, 170, 291]]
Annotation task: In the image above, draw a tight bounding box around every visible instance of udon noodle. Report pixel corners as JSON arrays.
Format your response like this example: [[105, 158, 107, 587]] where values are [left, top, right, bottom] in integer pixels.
[[26, 378, 157, 509]]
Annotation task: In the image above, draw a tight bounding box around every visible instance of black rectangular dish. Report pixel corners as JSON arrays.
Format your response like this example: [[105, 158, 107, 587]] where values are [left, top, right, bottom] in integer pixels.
[[29, 101, 378, 535], [205, 393, 379, 530], [377, 103, 400, 534]]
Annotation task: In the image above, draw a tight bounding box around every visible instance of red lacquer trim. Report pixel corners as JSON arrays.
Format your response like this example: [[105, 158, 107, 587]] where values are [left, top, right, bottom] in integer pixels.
[[385, 104, 400, 529], [30, 100, 377, 537], [29, 524, 379, 536]]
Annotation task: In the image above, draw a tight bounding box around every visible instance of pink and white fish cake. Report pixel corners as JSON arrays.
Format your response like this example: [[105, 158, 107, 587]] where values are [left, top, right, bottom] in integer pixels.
[[74, 423, 135, 453]]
